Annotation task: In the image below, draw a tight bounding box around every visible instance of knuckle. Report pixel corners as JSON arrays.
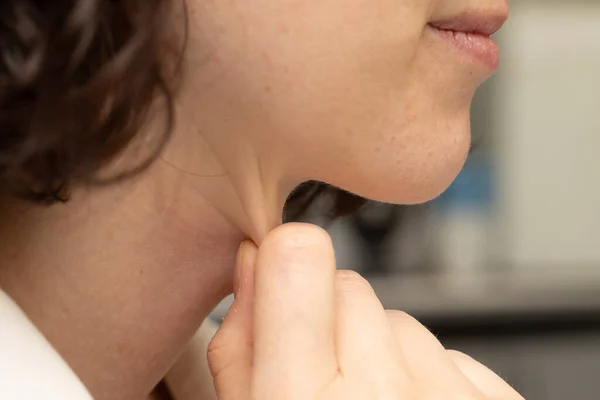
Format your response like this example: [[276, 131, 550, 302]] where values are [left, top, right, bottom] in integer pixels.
[[446, 349, 474, 363], [206, 337, 221, 365], [206, 334, 223, 359], [385, 309, 415, 324], [385, 309, 428, 332], [206, 334, 230, 377], [336, 270, 374, 293]]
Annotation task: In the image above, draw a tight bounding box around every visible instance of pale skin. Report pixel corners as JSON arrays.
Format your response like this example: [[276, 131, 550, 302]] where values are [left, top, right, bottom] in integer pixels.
[[209, 224, 524, 400], [0, 0, 512, 399]]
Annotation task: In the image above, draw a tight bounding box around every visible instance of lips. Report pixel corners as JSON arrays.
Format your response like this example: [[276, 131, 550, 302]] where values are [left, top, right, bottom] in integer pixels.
[[428, 13, 508, 37], [427, 12, 508, 70]]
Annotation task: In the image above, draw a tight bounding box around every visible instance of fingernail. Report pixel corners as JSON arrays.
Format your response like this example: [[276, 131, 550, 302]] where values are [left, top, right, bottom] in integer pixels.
[[234, 241, 258, 301], [233, 242, 248, 298]]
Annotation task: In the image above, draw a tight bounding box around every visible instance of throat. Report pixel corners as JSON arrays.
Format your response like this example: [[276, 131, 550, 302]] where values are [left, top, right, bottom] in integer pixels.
[[0, 180, 243, 399]]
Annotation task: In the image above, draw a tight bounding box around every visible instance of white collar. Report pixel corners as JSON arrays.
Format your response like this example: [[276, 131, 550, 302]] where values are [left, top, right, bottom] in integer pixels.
[[0, 290, 93, 400]]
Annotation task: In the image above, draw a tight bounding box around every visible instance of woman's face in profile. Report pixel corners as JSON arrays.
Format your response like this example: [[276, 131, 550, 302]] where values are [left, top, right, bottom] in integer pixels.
[[185, 0, 509, 205]]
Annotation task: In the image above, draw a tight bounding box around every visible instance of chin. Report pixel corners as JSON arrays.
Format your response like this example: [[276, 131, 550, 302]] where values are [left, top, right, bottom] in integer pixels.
[[363, 170, 466, 206], [331, 158, 468, 207], [337, 128, 471, 206], [393, 165, 467, 205]]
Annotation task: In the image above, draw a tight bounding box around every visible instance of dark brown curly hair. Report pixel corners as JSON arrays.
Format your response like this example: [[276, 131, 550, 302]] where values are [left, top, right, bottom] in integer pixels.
[[0, 0, 365, 218]]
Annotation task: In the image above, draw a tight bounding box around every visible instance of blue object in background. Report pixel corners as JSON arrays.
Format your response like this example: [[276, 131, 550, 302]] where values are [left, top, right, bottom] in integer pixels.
[[437, 150, 493, 209]]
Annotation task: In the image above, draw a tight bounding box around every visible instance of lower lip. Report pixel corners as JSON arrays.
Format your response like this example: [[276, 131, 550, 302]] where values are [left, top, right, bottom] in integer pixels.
[[428, 25, 500, 70]]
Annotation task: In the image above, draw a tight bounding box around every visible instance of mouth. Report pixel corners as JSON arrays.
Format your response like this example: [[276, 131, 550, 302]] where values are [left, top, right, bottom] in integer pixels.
[[428, 12, 508, 70]]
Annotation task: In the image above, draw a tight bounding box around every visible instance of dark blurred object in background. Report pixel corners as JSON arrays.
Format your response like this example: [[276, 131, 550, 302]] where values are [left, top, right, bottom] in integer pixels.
[[348, 203, 404, 276]]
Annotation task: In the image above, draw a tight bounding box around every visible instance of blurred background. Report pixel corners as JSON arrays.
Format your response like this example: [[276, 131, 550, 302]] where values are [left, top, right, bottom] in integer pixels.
[[213, 2, 600, 398]]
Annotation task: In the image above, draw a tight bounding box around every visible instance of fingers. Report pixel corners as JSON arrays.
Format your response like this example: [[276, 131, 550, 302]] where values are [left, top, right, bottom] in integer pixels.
[[207, 241, 257, 399], [165, 320, 219, 400], [448, 350, 525, 400], [253, 223, 338, 393], [334, 271, 408, 388], [208, 225, 523, 400], [386, 311, 522, 398], [385, 310, 447, 361], [385, 310, 476, 388]]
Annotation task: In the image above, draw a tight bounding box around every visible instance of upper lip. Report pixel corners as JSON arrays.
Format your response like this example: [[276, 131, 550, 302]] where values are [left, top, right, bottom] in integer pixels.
[[428, 11, 508, 36]]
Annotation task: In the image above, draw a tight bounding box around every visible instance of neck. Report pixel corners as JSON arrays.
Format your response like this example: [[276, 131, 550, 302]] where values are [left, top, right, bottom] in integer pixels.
[[0, 152, 273, 399]]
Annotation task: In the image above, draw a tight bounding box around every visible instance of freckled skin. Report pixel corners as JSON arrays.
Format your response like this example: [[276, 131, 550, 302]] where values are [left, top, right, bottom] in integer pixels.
[[183, 0, 507, 205]]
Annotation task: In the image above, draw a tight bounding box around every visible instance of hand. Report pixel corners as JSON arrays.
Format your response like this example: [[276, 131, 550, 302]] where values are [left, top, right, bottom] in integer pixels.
[[208, 223, 524, 400]]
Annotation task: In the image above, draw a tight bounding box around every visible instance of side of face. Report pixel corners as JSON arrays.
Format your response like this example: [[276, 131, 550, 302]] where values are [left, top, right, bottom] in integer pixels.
[[183, 0, 508, 205]]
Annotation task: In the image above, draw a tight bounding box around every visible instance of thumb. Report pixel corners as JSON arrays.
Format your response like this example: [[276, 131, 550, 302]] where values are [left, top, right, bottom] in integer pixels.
[[208, 241, 257, 399]]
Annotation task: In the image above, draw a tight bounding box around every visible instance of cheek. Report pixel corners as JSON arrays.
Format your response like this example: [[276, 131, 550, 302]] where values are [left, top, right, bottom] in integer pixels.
[[189, 0, 429, 119], [189, 1, 466, 204]]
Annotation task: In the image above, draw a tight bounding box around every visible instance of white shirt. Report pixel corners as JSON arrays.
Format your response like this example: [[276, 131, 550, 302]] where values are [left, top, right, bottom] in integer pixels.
[[0, 290, 220, 400], [0, 290, 93, 400]]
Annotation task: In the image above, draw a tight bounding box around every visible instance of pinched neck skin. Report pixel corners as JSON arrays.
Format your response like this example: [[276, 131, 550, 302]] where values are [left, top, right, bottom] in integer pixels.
[[0, 142, 284, 399], [0, 59, 294, 396]]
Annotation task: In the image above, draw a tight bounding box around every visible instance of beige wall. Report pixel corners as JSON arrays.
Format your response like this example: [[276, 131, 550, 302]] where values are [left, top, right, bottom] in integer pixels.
[[493, 2, 600, 267]]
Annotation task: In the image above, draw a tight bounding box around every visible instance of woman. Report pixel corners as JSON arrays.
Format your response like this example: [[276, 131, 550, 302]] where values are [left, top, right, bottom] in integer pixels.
[[0, 0, 520, 399]]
